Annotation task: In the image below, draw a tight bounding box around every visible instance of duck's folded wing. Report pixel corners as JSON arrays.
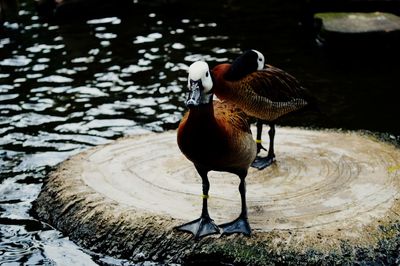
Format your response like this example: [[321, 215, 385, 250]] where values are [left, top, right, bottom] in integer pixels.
[[242, 65, 307, 100], [227, 67, 309, 120]]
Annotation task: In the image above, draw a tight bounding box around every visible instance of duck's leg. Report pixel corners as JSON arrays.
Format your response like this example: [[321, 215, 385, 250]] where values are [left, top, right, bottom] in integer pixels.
[[175, 168, 220, 239], [266, 122, 276, 162], [251, 121, 275, 170], [220, 174, 251, 236], [255, 120, 267, 153]]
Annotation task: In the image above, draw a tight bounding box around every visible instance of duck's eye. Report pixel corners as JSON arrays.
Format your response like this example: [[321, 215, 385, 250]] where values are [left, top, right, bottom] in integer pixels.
[[258, 58, 262, 61], [205, 71, 209, 77]]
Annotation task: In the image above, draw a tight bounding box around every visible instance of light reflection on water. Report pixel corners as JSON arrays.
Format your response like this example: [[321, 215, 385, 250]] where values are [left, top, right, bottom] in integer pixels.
[[0, 0, 239, 265]]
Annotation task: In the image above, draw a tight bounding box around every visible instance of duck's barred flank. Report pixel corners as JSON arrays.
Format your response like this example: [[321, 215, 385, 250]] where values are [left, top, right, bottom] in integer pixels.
[[224, 83, 308, 121], [214, 64, 311, 121]]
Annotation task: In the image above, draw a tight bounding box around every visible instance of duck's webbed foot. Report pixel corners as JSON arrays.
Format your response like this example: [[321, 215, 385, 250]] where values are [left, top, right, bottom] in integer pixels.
[[220, 215, 251, 236], [175, 216, 220, 239], [251, 154, 275, 170]]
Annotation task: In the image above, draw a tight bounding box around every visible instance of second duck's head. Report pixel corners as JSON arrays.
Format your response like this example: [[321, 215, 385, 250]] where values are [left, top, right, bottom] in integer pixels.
[[186, 61, 214, 107], [238, 49, 265, 71], [225, 49, 265, 80]]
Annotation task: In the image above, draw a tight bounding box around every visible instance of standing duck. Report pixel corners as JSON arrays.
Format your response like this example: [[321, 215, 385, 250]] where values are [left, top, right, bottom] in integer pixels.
[[176, 61, 256, 238], [212, 50, 314, 170]]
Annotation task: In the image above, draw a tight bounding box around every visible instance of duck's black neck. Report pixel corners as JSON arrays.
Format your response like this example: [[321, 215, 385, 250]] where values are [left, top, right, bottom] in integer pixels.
[[224, 52, 258, 81]]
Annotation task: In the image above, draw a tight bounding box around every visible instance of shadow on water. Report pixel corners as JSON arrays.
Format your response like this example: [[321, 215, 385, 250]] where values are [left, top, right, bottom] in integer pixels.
[[1, 0, 399, 265]]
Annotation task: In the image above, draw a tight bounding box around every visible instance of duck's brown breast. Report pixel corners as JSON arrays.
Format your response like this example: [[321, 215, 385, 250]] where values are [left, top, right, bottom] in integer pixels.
[[177, 101, 256, 172]]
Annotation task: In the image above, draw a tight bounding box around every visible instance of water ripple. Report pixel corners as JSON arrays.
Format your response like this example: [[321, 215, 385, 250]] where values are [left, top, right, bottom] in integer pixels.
[[66, 86, 109, 97], [0, 85, 14, 92], [0, 56, 31, 67], [37, 75, 73, 83], [16, 151, 81, 170], [133, 32, 163, 44], [86, 17, 121, 25], [10, 113, 66, 128], [0, 94, 19, 102], [121, 64, 152, 74], [21, 99, 55, 112]]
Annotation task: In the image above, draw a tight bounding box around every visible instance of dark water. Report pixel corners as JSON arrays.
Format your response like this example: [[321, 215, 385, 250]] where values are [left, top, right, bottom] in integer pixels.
[[1, 0, 399, 265]]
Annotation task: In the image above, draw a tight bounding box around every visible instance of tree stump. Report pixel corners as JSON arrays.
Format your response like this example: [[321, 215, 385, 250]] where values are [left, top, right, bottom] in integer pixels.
[[33, 127, 400, 265], [314, 12, 400, 50], [315, 12, 400, 33]]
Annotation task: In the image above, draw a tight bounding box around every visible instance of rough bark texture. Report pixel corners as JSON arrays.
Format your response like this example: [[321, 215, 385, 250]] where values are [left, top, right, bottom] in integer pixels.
[[33, 127, 400, 265]]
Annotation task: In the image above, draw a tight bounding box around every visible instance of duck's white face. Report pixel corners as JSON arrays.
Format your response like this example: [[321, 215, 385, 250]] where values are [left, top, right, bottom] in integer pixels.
[[252, 49, 265, 70], [186, 61, 213, 106]]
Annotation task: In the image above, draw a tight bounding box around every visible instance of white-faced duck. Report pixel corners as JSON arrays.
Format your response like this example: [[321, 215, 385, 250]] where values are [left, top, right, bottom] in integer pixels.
[[212, 49, 316, 170], [176, 61, 257, 239]]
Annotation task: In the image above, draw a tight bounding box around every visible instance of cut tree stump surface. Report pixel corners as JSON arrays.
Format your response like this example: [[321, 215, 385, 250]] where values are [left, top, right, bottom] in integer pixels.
[[33, 127, 400, 265]]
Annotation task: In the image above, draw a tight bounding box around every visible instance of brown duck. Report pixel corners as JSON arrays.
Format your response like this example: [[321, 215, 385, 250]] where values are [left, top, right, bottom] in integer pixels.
[[176, 61, 256, 238], [212, 49, 314, 169]]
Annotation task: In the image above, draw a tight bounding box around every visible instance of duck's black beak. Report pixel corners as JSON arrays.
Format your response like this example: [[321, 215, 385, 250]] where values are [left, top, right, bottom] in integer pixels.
[[186, 79, 203, 107]]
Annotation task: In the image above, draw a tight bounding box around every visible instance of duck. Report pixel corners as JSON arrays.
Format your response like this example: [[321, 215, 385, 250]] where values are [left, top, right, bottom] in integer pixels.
[[176, 61, 256, 239], [212, 49, 315, 170]]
